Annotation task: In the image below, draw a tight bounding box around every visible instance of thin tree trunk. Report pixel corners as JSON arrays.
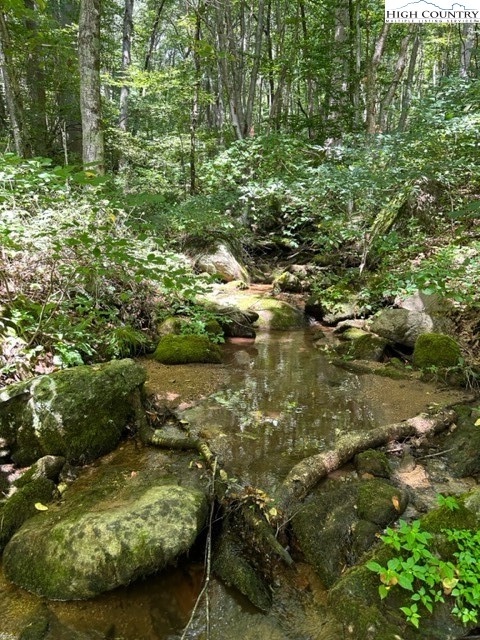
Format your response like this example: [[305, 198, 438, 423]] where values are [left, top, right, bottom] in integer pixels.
[[216, 2, 244, 139], [190, 3, 201, 194], [144, 0, 166, 71], [365, 22, 390, 134], [379, 28, 412, 132], [299, 0, 315, 138], [119, 0, 134, 169], [398, 27, 419, 132], [79, 0, 104, 174], [265, 0, 274, 112], [24, 0, 48, 156], [0, 12, 25, 156], [0, 84, 6, 129]]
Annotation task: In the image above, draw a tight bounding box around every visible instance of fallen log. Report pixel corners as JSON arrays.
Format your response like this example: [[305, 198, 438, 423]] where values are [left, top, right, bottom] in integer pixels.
[[276, 409, 457, 513]]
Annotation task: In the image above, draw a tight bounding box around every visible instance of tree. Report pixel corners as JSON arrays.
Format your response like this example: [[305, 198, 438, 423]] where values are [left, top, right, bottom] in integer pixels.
[[0, 10, 25, 156], [118, 0, 134, 169], [78, 0, 104, 174]]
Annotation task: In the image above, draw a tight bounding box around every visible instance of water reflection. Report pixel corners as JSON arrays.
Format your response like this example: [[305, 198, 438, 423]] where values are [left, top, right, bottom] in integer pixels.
[[184, 332, 380, 491]]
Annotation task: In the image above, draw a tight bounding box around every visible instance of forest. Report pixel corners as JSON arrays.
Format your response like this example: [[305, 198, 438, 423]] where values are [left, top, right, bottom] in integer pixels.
[[0, 0, 480, 639]]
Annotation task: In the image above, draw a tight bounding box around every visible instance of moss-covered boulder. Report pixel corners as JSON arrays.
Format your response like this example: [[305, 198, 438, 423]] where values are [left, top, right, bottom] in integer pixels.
[[355, 449, 391, 478], [272, 271, 303, 293], [292, 478, 408, 587], [337, 328, 387, 361], [156, 316, 185, 336], [0, 477, 56, 551], [152, 334, 222, 364], [305, 293, 363, 326], [3, 480, 208, 599], [234, 296, 304, 331], [413, 333, 461, 369], [213, 533, 272, 612], [0, 359, 146, 466], [329, 490, 480, 639]]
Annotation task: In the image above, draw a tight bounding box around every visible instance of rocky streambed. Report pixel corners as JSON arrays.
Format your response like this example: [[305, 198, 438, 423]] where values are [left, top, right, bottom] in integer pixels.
[[0, 295, 479, 639]]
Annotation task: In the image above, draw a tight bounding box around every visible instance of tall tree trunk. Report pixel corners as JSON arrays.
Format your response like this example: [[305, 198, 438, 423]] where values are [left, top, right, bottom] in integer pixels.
[[24, 0, 48, 156], [328, 0, 349, 128], [379, 28, 412, 132], [119, 0, 134, 169], [365, 22, 390, 134], [79, 0, 104, 174], [244, 0, 265, 136], [459, 23, 475, 78], [54, 0, 82, 160], [265, 0, 274, 112], [398, 27, 419, 132], [0, 12, 25, 156], [190, 3, 202, 194], [216, 2, 245, 139], [0, 83, 6, 129], [299, 0, 315, 138]]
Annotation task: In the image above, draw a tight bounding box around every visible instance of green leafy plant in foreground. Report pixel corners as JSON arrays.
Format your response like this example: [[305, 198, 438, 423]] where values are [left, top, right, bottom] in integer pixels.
[[367, 496, 480, 629]]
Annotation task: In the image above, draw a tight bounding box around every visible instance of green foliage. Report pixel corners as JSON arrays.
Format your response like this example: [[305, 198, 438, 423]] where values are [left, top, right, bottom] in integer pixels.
[[367, 499, 480, 629], [0, 156, 209, 383]]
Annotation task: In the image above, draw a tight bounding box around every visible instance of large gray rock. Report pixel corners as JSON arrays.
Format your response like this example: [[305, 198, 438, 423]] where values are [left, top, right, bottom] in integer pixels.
[[370, 291, 455, 349], [0, 359, 146, 466], [370, 308, 436, 348], [3, 481, 208, 599], [195, 244, 249, 283]]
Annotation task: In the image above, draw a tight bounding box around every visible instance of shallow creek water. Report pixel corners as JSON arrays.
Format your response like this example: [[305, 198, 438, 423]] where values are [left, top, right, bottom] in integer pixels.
[[0, 331, 467, 640]]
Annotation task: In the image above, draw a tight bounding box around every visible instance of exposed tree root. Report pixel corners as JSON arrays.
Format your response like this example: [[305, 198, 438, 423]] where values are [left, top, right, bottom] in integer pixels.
[[275, 409, 457, 513], [139, 403, 293, 568]]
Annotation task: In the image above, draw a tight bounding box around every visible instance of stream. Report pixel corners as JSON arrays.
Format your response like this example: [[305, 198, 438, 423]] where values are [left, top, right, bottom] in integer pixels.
[[0, 330, 467, 639]]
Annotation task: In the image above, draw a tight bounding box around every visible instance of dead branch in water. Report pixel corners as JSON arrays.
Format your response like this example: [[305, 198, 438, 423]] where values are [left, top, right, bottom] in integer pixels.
[[275, 410, 457, 513]]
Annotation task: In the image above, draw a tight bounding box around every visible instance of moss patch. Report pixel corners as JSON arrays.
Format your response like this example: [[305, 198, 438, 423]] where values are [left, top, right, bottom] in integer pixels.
[[213, 533, 271, 611], [152, 334, 222, 364], [357, 478, 408, 527], [0, 477, 56, 551], [355, 449, 391, 478], [413, 333, 461, 369]]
